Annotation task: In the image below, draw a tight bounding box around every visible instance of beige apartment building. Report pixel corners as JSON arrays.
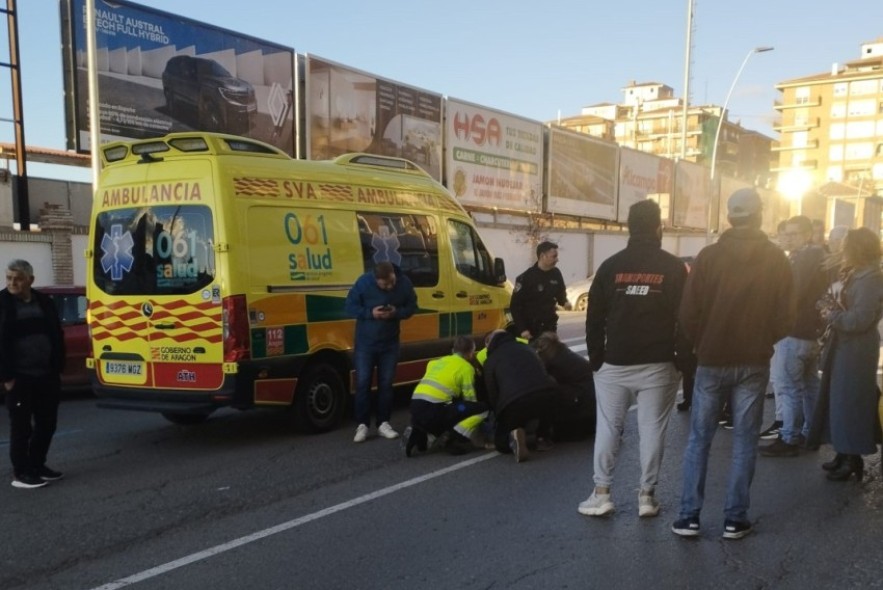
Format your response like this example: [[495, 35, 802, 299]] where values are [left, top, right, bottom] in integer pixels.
[[556, 81, 774, 186], [775, 38, 883, 231]]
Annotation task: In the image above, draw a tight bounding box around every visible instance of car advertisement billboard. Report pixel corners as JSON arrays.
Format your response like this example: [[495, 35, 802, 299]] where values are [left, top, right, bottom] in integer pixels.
[[305, 55, 442, 180], [445, 99, 543, 212], [546, 127, 618, 220], [60, 0, 296, 154], [617, 147, 674, 224], [672, 160, 711, 230]]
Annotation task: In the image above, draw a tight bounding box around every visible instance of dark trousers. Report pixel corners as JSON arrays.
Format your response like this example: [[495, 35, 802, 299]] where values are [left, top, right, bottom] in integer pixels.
[[494, 390, 554, 453], [410, 399, 488, 437], [5, 374, 60, 476]]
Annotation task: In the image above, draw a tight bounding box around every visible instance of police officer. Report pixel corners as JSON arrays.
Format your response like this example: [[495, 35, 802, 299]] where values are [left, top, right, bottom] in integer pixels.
[[510, 241, 570, 340], [403, 336, 488, 456]]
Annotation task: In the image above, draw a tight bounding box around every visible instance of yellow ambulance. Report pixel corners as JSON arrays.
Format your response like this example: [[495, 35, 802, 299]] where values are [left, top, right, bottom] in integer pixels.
[[86, 132, 510, 432]]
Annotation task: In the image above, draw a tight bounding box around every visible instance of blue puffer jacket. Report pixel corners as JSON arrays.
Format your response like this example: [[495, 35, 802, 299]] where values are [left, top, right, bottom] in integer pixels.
[[345, 267, 418, 348]]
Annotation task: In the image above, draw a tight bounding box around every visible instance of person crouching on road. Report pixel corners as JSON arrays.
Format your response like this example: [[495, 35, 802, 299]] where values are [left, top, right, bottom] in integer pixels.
[[483, 329, 557, 463], [532, 331, 596, 441], [403, 336, 489, 457], [580, 199, 687, 519]]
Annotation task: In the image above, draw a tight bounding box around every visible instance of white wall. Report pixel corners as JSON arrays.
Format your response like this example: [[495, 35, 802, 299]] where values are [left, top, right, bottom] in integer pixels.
[[0, 242, 52, 284]]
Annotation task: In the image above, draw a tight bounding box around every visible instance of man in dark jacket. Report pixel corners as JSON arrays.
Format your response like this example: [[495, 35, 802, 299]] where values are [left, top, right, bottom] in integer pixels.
[[345, 262, 417, 443], [761, 215, 827, 457], [509, 241, 570, 340], [672, 188, 794, 541], [483, 330, 556, 463], [1, 259, 66, 489], [581, 200, 687, 518]]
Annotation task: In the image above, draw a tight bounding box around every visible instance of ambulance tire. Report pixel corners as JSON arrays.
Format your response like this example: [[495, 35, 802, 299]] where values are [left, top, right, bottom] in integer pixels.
[[295, 365, 347, 434], [161, 411, 211, 425]]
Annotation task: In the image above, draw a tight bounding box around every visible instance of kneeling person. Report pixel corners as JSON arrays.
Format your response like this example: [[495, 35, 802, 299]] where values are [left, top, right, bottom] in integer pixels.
[[404, 336, 488, 456]]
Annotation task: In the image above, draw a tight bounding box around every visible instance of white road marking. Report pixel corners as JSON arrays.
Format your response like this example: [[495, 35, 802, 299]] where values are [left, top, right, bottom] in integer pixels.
[[89, 451, 498, 590]]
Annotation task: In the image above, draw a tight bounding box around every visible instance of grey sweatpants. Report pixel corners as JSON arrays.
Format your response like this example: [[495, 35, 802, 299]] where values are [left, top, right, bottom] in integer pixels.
[[592, 362, 679, 491]]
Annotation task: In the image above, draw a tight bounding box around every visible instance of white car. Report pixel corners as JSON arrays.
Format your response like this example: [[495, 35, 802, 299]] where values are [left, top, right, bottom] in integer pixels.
[[565, 276, 593, 311]]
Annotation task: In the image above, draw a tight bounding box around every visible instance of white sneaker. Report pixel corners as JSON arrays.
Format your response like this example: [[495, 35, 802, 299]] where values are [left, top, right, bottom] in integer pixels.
[[378, 422, 399, 439], [578, 491, 615, 516], [638, 492, 660, 517], [353, 424, 369, 443]]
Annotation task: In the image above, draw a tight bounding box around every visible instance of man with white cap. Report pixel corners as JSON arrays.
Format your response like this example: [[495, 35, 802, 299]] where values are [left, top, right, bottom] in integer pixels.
[[672, 188, 795, 541]]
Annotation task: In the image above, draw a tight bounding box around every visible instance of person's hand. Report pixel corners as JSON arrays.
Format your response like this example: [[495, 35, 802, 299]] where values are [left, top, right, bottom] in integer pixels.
[[520, 330, 532, 339], [372, 305, 395, 319], [564, 301, 573, 311], [3, 380, 14, 392]]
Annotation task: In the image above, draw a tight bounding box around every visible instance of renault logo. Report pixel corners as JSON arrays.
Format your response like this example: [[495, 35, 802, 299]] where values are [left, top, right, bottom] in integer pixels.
[[142, 302, 154, 318]]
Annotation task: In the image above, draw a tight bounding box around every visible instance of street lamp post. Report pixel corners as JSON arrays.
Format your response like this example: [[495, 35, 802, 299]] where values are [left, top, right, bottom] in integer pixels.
[[707, 46, 774, 242]]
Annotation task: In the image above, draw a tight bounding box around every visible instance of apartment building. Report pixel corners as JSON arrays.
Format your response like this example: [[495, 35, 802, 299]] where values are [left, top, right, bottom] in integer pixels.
[[556, 81, 773, 185], [775, 38, 883, 230]]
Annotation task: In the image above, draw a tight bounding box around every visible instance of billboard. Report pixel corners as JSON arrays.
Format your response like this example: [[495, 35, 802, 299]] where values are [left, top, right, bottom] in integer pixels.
[[445, 99, 544, 212], [617, 147, 674, 223], [305, 56, 442, 180], [546, 127, 618, 220], [673, 160, 711, 230], [60, 0, 296, 154]]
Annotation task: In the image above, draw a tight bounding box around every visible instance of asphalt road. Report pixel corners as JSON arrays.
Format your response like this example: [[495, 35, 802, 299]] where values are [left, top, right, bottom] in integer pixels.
[[2, 312, 883, 589]]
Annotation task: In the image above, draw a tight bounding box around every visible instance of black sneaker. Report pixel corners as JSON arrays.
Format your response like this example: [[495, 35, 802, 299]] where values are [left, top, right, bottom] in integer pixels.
[[722, 420, 734, 430], [11, 472, 48, 489], [509, 428, 527, 463], [672, 516, 701, 537], [36, 466, 64, 481], [759, 437, 799, 457], [676, 401, 691, 412], [722, 519, 753, 540], [759, 420, 782, 440]]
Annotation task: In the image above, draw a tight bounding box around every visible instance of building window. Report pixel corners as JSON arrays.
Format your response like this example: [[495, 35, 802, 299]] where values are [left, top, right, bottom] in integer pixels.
[[847, 99, 876, 117], [850, 80, 877, 95], [829, 145, 844, 161], [793, 131, 808, 148], [830, 123, 845, 140], [827, 166, 843, 182], [847, 121, 875, 138], [845, 143, 873, 160], [873, 163, 883, 179], [830, 103, 846, 119], [834, 83, 848, 97]]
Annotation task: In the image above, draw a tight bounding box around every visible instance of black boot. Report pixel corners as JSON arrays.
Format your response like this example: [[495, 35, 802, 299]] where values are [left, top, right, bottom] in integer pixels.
[[826, 454, 864, 482], [821, 453, 845, 471]]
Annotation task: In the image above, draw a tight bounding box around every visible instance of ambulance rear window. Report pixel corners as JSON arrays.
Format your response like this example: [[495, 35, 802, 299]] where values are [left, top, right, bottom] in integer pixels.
[[92, 205, 216, 296]]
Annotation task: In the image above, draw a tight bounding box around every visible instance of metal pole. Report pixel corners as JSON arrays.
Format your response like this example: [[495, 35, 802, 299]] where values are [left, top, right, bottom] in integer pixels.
[[86, 0, 101, 186], [679, 0, 693, 160], [707, 46, 774, 243], [5, 0, 29, 229]]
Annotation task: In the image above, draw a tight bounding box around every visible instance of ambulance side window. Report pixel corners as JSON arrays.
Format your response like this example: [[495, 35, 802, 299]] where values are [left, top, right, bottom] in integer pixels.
[[357, 211, 439, 287], [448, 220, 495, 286]]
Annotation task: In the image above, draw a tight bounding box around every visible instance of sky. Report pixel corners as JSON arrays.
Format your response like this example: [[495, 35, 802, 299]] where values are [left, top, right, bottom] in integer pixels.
[[4, 0, 883, 182]]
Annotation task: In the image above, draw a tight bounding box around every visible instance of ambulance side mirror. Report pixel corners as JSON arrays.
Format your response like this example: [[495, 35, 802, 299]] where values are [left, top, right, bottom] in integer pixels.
[[494, 258, 506, 285]]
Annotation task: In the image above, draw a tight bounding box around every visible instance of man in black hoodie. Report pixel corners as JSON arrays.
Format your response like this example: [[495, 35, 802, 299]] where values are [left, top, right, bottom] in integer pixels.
[[672, 188, 794, 541], [580, 199, 687, 518], [483, 330, 556, 463]]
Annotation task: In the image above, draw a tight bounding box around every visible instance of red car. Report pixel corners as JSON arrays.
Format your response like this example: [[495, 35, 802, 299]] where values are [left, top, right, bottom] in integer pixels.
[[39, 285, 90, 390]]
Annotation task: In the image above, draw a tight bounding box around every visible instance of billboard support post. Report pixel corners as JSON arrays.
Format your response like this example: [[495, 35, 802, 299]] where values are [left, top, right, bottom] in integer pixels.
[[85, 0, 100, 186], [4, 0, 30, 230]]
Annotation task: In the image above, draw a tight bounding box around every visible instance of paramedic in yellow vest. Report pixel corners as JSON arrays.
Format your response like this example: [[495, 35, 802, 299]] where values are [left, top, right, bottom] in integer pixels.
[[403, 336, 488, 457]]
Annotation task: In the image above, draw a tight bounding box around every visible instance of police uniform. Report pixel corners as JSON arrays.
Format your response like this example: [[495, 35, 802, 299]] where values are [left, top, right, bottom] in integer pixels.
[[510, 264, 567, 338]]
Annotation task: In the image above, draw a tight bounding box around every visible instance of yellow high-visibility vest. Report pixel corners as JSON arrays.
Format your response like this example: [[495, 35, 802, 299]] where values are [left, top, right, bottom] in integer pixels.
[[412, 354, 476, 403]]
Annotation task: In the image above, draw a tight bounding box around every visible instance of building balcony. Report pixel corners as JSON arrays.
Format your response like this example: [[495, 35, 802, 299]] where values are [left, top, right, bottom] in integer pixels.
[[773, 118, 820, 132], [773, 98, 822, 110], [771, 140, 820, 152]]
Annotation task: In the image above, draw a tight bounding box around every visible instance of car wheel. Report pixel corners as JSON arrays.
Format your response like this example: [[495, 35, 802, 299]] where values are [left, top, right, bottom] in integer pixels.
[[164, 88, 175, 116], [161, 411, 211, 425], [199, 99, 223, 132], [294, 364, 347, 434], [575, 293, 589, 312]]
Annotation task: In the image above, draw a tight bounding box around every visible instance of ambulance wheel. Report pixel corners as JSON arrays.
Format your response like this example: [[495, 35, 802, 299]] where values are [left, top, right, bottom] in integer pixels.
[[161, 411, 211, 425], [295, 365, 347, 433]]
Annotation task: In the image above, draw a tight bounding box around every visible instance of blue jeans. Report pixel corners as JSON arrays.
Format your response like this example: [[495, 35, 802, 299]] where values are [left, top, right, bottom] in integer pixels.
[[353, 342, 400, 427], [776, 337, 819, 444], [679, 365, 768, 523]]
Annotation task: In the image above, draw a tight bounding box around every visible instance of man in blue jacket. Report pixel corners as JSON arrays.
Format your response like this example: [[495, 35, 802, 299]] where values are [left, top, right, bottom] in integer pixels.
[[345, 262, 418, 443]]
